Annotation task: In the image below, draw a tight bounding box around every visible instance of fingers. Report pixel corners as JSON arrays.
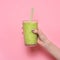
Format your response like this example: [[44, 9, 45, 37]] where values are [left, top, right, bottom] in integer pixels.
[[32, 29, 48, 42], [37, 39, 44, 46], [22, 26, 24, 34]]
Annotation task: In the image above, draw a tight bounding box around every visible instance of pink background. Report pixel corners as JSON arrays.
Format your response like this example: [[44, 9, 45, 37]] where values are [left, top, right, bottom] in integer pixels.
[[0, 0, 60, 60]]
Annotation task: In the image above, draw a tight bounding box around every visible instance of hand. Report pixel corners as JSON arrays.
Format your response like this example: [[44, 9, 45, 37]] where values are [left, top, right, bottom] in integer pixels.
[[32, 29, 60, 59], [32, 29, 50, 46]]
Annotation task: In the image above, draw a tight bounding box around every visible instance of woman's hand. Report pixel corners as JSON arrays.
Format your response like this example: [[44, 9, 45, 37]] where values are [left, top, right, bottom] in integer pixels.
[[32, 29, 49, 46], [32, 29, 60, 60]]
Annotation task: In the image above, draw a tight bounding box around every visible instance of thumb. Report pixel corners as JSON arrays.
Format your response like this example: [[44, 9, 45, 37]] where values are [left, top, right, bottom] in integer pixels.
[[32, 29, 38, 34]]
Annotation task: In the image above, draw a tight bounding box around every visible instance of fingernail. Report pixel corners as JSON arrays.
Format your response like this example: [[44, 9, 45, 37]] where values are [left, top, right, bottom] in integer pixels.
[[22, 32, 23, 34], [22, 27, 23, 29], [32, 29, 34, 32]]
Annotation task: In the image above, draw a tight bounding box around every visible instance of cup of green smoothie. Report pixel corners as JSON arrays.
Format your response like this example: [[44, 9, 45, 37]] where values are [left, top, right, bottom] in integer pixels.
[[23, 20, 38, 47]]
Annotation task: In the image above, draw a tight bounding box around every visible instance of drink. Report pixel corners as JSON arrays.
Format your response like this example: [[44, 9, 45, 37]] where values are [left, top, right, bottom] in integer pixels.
[[23, 20, 38, 47]]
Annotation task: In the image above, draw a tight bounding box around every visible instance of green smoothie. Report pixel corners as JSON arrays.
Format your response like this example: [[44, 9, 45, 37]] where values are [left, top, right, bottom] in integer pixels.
[[23, 21, 38, 46]]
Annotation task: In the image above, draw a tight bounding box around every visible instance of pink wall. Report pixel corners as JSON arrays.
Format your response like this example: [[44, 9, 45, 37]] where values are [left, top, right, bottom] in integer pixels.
[[0, 0, 60, 60]]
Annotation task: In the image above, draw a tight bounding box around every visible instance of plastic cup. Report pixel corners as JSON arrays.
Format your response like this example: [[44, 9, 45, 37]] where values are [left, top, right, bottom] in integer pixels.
[[23, 20, 38, 47]]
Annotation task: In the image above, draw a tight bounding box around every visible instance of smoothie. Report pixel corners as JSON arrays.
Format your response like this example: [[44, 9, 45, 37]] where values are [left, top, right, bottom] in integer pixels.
[[23, 21, 38, 46]]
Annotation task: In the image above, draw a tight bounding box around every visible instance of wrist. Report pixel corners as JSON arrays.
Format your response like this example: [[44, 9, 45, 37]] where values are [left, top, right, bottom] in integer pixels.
[[43, 39, 50, 47]]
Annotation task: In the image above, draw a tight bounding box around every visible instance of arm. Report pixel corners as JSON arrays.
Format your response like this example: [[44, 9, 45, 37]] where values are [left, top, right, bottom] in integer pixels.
[[38, 40, 60, 60], [32, 29, 60, 60]]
